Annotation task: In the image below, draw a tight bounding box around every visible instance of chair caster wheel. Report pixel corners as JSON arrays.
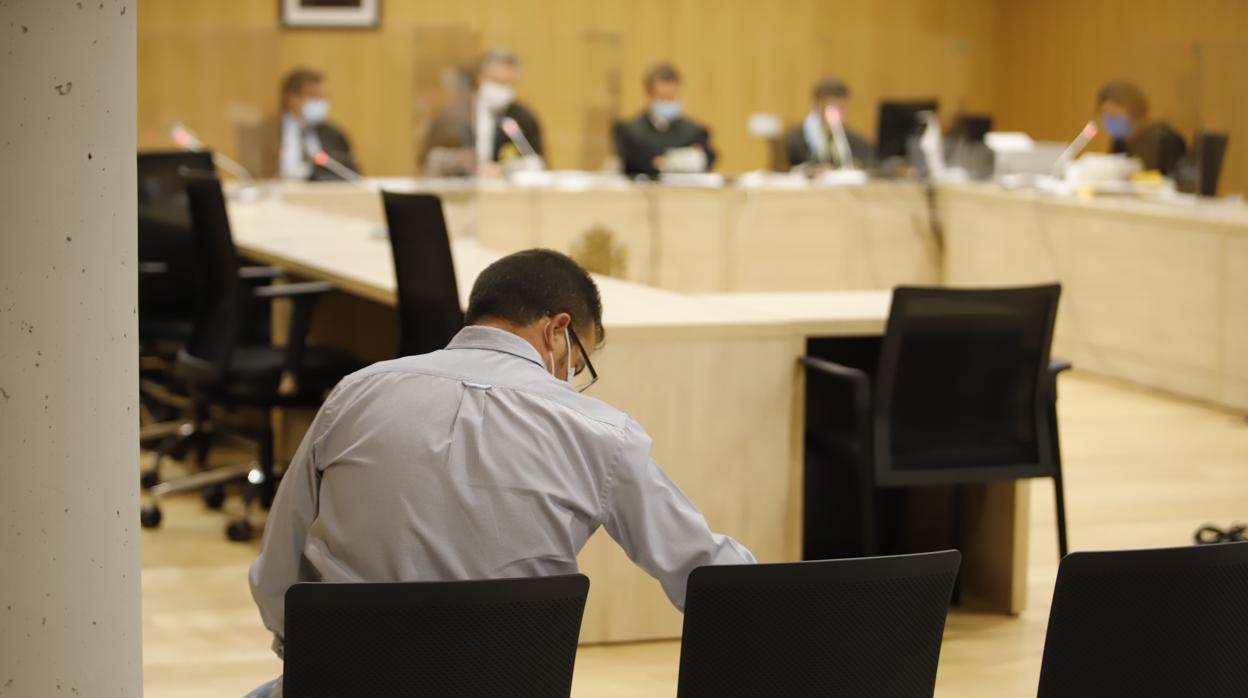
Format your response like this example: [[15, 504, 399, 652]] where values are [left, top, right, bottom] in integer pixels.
[[140, 504, 163, 528], [202, 484, 226, 510], [226, 519, 253, 542], [140, 471, 160, 490]]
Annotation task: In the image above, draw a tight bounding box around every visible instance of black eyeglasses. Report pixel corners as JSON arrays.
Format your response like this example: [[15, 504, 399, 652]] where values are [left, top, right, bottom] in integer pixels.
[[567, 325, 599, 393]]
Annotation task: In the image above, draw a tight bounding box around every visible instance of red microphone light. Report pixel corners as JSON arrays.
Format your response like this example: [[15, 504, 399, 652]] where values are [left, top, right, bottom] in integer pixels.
[[1082, 122, 1098, 139], [313, 151, 329, 167], [173, 130, 191, 147]]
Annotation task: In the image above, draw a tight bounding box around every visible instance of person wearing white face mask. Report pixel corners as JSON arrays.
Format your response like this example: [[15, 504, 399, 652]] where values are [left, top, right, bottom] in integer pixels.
[[419, 50, 546, 176], [271, 67, 360, 181], [616, 62, 717, 179], [245, 249, 754, 698]]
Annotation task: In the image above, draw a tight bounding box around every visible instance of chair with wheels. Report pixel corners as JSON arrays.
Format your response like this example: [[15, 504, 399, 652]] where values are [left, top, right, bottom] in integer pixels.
[[140, 171, 360, 541], [1037, 541, 1248, 697], [381, 191, 464, 357], [283, 574, 589, 697], [800, 284, 1071, 559], [677, 551, 961, 698]]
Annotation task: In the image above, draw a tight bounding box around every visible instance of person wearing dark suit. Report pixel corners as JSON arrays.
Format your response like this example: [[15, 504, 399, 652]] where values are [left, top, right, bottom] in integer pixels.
[[420, 50, 545, 176], [783, 78, 875, 171], [616, 63, 717, 180], [271, 68, 360, 182], [1096, 80, 1186, 175]]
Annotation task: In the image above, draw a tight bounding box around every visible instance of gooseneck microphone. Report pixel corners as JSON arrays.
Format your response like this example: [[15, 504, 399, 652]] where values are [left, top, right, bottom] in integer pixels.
[[170, 122, 254, 182], [1052, 121, 1099, 177]]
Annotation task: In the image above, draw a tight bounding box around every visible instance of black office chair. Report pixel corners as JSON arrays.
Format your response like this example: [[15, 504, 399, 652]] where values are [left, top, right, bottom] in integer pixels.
[[140, 171, 360, 541], [801, 285, 1071, 558], [283, 575, 590, 698], [677, 550, 961, 698], [1037, 542, 1248, 697], [381, 191, 464, 357]]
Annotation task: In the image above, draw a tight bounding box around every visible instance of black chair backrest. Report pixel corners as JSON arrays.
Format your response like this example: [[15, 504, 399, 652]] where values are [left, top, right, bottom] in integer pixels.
[[180, 171, 247, 385], [381, 191, 464, 357], [677, 551, 961, 698], [138, 149, 214, 207], [1038, 542, 1248, 697], [137, 150, 215, 325], [873, 285, 1061, 486], [283, 575, 590, 698], [1193, 130, 1229, 197]]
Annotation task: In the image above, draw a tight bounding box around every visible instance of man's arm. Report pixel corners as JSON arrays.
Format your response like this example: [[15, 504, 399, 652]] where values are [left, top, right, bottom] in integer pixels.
[[695, 123, 718, 171], [600, 419, 755, 611], [248, 395, 337, 646]]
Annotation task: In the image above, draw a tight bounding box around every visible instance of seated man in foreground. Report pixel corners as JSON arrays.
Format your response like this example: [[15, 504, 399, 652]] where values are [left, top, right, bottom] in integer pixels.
[[246, 249, 755, 697]]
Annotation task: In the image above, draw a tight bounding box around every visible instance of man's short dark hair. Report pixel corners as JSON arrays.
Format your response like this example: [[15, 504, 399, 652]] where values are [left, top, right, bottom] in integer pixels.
[[812, 78, 849, 101], [644, 62, 681, 92], [1096, 80, 1148, 120], [282, 68, 324, 99], [465, 249, 604, 344]]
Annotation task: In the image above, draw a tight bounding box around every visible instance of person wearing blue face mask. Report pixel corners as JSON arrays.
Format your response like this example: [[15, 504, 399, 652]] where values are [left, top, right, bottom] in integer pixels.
[[1096, 80, 1186, 175], [269, 67, 361, 181], [615, 62, 717, 179]]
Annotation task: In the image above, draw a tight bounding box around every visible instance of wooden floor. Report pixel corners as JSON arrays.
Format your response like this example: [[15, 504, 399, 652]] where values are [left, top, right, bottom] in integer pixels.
[[140, 373, 1248, 697]]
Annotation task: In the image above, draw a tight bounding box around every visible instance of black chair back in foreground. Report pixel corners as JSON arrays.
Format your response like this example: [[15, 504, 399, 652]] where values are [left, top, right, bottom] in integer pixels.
[[678, 551, 961, 698], [283, 574, 590, 698], [381, 191, 465, 357], [1037, 542, 1248, 698]]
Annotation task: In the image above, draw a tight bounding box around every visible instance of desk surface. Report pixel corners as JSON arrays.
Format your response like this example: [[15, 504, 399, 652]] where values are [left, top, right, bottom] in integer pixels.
[[227, 198, 809, 340], [699, 291, 892, 337]]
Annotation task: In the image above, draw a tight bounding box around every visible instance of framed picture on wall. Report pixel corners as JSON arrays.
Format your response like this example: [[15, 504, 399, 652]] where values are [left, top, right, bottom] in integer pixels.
[[281, 0, 380, 28]]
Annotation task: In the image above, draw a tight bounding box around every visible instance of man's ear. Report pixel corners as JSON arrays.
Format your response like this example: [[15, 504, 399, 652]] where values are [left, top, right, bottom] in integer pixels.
[[550, 312, 572, 334]]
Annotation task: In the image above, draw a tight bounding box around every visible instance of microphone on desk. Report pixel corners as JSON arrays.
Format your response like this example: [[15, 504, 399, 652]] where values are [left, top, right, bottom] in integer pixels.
[[1051, 121, 1099, 178], [310, 149, 364, 183], [823, 106, 856, 170], [499, 117, 538, 158], [170, 122, 254, 182]]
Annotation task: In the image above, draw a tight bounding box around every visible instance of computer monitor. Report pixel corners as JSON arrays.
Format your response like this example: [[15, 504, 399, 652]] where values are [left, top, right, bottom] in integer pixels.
[[1190, 131, 1229, 197], [876, 99, 939, 160]]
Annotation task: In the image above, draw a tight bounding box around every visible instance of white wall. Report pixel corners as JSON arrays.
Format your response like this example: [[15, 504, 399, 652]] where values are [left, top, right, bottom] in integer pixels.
[[0, 1, 142, 695]]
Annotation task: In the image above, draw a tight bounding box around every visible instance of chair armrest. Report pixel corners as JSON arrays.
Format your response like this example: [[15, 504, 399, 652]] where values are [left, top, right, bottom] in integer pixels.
[[138, 261, 169, 275], [239, 265, 288, 281], [798, 356, 872, 415], [1050, 358, 1073, 375], [252, 281, 335, 298], [252, 281, 335, 384], [799, 356, 870, 384]]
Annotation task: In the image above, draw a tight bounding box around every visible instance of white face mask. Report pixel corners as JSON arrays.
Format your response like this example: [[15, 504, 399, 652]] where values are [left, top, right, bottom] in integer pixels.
[[478, 81, 515, 113], [544, 323, 574, 384], [301, 97, 330, 124]]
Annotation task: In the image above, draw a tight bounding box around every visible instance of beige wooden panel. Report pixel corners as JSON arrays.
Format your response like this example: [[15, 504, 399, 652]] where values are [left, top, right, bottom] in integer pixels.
[[477, 188, 540, 252], [1223, 234, 1248, 410], [941, 184, 1248, 410], [651, 188, 738, 292], [532, 189, 652, 283]]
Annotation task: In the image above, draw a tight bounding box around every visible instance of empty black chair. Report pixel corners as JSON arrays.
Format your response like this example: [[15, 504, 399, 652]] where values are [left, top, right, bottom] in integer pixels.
[[381, 191, 464, 357], [677, 551, 961, 698], [801, 285, 1070, 558], [1037, 542, 1248, 697], [140, 171, 360, 540], [283, 575, 590, 698]]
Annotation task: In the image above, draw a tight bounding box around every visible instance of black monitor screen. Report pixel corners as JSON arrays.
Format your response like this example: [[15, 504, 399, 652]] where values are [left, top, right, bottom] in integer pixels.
[[876, 100, 939, 160]]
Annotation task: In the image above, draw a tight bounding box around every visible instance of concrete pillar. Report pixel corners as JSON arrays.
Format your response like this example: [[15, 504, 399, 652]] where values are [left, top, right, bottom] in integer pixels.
[[0, 1, 142, 696]]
